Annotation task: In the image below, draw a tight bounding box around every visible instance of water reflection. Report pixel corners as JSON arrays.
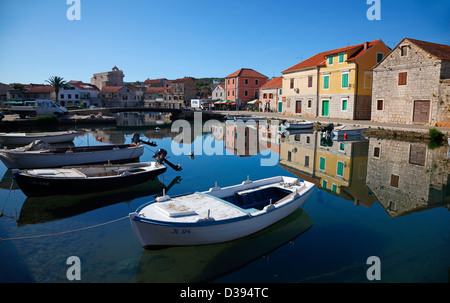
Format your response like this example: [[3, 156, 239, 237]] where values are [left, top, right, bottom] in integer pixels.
[[366, 138, 450, 217], [17, 176, 181, 226], [135, 208, 312, 283], [115, 112, 172, 127]]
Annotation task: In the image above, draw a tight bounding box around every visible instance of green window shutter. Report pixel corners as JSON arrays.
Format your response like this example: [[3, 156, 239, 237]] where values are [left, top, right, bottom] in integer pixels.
[[337, 162, 344, 176], [339, 142, 345, 150], [339, 53, 344, 63], [377, 53, 383, 63], [324, 75, 329, 89], [328, 56, 333, 65], [319, 157, 325, 170], [322, 179, 328, 189], [342, 100, 347, 111], [342, 73, 349, 88], [332, 184, 338, 193]]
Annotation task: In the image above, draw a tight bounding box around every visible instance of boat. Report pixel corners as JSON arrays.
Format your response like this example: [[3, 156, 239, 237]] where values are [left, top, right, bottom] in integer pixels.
[[129, 175, 315, 248], [0, 131, 77, 145], [331, 125, 367, 139], [280, 120, 314, 130], [0, 140, 144, 169], [226, 115, 261, 122], [13, 162, 168, 197]]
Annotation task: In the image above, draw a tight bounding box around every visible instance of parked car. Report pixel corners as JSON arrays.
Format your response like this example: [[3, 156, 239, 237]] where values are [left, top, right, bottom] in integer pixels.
[[9, 100, 68, 119]]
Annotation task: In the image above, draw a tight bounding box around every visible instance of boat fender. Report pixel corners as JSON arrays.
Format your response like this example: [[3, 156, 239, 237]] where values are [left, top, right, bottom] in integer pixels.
[[344, 133, 348, 140], [263, 204, 276, 212]]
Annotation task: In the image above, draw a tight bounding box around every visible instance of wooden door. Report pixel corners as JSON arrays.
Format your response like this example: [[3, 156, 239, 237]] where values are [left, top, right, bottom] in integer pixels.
[[296, 101, 302, 113], [413, 100, 430, 123]]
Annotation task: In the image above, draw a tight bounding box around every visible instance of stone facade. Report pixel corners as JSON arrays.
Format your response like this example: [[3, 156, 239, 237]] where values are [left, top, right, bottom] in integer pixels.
[[259, 77, 282, 112], [372, 38, 450, 126], [365, 137, 450, 217], [169, 77, 197, 106], [91, 66, 124, 90]]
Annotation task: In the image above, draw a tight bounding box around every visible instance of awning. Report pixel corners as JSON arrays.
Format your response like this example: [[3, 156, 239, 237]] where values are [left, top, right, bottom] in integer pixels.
[[247, 99, 259, 105]]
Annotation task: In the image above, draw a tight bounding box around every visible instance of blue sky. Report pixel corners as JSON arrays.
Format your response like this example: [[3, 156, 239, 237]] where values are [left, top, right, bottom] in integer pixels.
[[0, 0, 449, 84]]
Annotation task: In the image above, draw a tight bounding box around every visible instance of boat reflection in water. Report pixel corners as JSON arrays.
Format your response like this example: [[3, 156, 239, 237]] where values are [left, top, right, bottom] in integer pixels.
[[17, 176, 181, 226], [135, 208, 312, 283]]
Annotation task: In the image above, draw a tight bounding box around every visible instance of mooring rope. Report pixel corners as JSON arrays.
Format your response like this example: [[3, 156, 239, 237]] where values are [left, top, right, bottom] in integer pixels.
[[0, 216, 128, 242]]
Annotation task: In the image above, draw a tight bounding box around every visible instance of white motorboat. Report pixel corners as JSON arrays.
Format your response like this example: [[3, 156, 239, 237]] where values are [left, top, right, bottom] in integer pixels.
[[0, 131, 77, 145], [0, 140, 144, 169], [280, 121, 314, 129], [129, 176, 315, 248], [332, 125, 367, 139]]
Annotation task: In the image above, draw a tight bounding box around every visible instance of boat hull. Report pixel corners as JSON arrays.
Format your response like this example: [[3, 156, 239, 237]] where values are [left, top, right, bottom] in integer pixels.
[[282, 122, 314, 129], [0, 145, 144, 169], [332, 129, 366, 139], [0, 131, 77, 145], [129, 185, 314, 248]]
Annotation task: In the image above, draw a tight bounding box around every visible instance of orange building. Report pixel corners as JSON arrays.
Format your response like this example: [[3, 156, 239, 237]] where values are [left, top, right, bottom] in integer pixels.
[[225, 68, 268, 107]]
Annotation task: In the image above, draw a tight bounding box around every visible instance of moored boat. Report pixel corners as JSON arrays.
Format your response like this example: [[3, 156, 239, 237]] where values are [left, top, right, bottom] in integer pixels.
[[280, 121, 314, 129], [0, 140, 144, 169], [331, 125, 367, 139], [0, 131, 78, 145], [129, 175, 315, 248], [13, 162, 167, 197]]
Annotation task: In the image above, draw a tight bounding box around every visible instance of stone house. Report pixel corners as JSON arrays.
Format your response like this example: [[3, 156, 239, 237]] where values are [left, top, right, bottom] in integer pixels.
[[100, 85, 143, 108], [143, 86, 180, 109], [169, 77, 197, 107], [259, 77, 282, 112], [0, 83, 12, 106], [23, 84, 56, 101], [143, 78, 171, 88], [211, 83, 225, 101], [371, 38, 450, 126], [91, 66, 125, 90], [225, 68, 268, 107]]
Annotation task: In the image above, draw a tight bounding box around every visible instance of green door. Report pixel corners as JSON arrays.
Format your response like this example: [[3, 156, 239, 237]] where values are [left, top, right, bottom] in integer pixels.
[[322, 100, 329, 116], [278, 102, 282, 112]]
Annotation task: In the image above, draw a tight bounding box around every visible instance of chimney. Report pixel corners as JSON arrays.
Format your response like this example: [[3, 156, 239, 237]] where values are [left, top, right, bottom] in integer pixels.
[[364, 42, 369, 50]]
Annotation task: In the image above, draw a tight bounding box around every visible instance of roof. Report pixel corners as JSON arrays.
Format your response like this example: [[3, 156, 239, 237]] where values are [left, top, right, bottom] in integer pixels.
[[282, 40, 381, 73], [226, 68, 268, 79], [261, 76, 282, 89], [68, 81, 99, 91], [24, 85, 55, 93], [145, 87, 167, 94], [406, 38, 450, 61], [144, 78, 169, 84], [100, 86, 123, 93], [172, 77, 196, 83]]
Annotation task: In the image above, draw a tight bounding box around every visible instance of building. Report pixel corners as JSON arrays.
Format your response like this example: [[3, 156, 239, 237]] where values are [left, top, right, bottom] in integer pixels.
[[225, 68, 268, 107], [211, 83, 225, 101], [317, 40, 390, 120], [371, 38, 450, 126], [91, 66, 125, 90], [22, 84, 56, 101], [0, 83, 12, 106], [59, 81, 100, 107], [100, 85, 143, 108], [259, 76, 282, 112], [143, 86, 180, 109], [143, 78, 171, 88], [169, 77, 197, 107]]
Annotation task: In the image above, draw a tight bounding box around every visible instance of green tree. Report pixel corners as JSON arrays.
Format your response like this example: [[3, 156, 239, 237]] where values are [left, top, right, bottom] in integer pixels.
[[45, 76, 66, 102]]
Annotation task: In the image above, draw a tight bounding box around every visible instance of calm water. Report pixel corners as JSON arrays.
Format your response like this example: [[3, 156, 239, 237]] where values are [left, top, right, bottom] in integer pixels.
[[0, 114, 449, 283]]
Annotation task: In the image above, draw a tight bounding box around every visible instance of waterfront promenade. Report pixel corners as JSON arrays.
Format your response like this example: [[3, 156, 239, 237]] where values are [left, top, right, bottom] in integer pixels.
[[215, 110, 450, 135]]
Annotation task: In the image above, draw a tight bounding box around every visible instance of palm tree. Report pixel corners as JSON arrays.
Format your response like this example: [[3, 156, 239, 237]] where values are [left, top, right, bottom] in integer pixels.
[[45, 76, 66, 103]]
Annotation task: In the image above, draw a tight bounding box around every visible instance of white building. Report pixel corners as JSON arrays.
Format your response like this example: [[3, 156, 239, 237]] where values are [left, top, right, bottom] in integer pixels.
[[59, 81, 100, 107]]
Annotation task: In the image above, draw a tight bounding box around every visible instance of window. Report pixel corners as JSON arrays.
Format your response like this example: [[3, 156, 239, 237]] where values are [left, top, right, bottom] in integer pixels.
[[287, 151, 292, 162], [227, 79, 230, 85], [373, 146, 380, 158], [290, 78, 294, 89], [398, 72, 407, 85], [68, 94, 72, 99], [263, 93, 267, 99], [60, 94, 64, 99], [75, 94, 79, 99], [377, 100, 383, 110], [269, 93, 273, 99], [338, 53, 344, 63], [337, 161, 344, 177], [232, 79, 235, 84], [244, 90, 248, 96], [319, 157, 325, 171], [305, 156, 310, 167], [308, 99, 312, 108], [306, 136, 310, 144], [322, 179, 328, 189], [341, 99, 348, 111], [339, 142, 345, 151], [244, 78, 249, 85], [255, 79, 259, 85], [377, 52, 383, 63], [323, 74, 329, 89], [328, 56, 333, 65], [390, 174, 399, 187], [308, 76, 313, 87], [401, 45, 408, 56], [364, 71, 372, 89], [228, 91, 230, 96], [341, 72, 349, 88]]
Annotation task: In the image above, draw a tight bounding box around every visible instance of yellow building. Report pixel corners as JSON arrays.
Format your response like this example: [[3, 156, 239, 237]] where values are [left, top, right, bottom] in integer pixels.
[[318, 40, 391, 120]]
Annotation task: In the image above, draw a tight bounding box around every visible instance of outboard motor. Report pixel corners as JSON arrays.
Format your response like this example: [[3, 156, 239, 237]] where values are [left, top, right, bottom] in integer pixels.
[[153, 149, 182, 171], [321, 123, 334, 133], [131, 133, 157, 147]]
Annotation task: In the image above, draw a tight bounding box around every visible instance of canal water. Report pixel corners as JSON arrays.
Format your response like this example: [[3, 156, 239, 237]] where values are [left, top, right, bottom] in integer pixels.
[[0, 113, 449, 283]]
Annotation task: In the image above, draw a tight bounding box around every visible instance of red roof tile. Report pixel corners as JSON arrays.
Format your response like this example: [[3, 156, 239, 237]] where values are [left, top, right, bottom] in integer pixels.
[[145, 87, 167, 94], [226, 68, 268, 79], [282, 40, 381, 73], [261, 76, 282, 89], [25, 85, 54, 93], [406, 38, 450, 61], [101, 86, 123, 93]]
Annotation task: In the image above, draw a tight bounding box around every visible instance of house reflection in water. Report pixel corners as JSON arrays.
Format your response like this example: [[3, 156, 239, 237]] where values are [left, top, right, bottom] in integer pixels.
[[366, 138, 450, 218], [279, 131, 376, 207]]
